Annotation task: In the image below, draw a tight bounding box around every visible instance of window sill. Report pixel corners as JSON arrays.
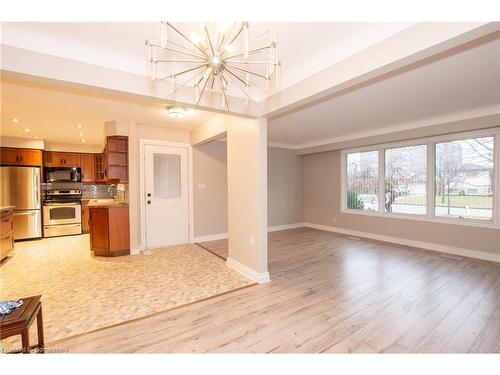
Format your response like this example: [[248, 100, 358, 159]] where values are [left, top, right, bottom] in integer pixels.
[[340, 209, 499, 229]]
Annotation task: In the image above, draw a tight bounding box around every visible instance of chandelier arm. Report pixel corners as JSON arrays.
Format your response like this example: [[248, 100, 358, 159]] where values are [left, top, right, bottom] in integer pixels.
[[204, 24, 216, 56], [149, 42, 205, 59], [220, 76, 230, 112], [166, 22, 209, 58], [225, 45, 272, 60], [228, 64, 268, 80], [227, 23, 244, 48], [229, 61, 273, 65], [223, 69, 259, 108], [224, 67, 269, 94], [167, 39, 205, 56], [165, 66, 209, 98], [195, 71, 213, 109], [168, 63, 209, 79], [217, 23, 235, 55], [222, 66, 247, 86], [155, 59, 206, 63]]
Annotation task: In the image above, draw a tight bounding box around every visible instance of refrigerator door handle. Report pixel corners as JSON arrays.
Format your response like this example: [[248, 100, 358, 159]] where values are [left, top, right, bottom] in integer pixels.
[[34, 169, 41, 209]]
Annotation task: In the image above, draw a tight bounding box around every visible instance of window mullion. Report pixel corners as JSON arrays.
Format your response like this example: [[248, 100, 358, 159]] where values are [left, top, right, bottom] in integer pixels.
[[427, 141, 435, 219], [379, 147, 385, 214]]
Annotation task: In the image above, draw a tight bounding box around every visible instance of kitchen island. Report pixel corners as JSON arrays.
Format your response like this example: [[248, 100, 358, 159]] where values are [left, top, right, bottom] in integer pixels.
[[88, 201, 129, 257]]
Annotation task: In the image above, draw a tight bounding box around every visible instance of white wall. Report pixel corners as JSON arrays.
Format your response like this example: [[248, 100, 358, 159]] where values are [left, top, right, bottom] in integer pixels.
[[192, 142, 304, 239]]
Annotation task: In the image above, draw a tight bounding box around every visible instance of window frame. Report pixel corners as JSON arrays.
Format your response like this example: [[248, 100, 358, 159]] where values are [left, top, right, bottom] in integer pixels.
[[340, 128, 499, 229]]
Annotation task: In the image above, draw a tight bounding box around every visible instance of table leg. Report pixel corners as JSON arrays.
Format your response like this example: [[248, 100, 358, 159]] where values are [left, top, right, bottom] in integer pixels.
[[21, 329, 30, 354], [37, 306, 45, 353]]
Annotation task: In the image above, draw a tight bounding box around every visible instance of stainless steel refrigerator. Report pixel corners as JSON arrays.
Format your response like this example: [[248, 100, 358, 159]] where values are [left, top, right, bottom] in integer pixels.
[[0, 166, 42, 240]]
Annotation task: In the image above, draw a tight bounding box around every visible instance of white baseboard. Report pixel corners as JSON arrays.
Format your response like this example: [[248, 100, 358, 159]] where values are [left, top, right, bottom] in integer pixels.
[[226, 257, 271, 284], [192, 233, 228, 243], [193, 223, 305, 243], [268, 222, 305, 232], [304, 222, 500, 264]]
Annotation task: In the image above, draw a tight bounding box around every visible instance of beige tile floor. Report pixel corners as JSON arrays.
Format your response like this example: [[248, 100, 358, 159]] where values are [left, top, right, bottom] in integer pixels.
[[0, 234, 252, 350]]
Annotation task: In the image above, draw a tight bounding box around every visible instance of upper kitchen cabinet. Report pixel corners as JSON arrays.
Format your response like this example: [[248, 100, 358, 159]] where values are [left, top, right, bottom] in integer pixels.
[[44, 152, 81, 167], [105, 136, 128, 183], [0, 148, 42, 167], [81, 153, 95, 182]]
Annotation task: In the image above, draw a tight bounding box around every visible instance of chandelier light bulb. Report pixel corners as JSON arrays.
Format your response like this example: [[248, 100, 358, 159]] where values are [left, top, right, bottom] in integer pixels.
[[191, 32, 202, 45]]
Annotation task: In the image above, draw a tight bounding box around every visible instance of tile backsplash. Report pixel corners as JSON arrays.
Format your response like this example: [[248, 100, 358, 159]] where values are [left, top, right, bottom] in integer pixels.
[[83, 184, 117, 199], [43, 182, 118, 199]]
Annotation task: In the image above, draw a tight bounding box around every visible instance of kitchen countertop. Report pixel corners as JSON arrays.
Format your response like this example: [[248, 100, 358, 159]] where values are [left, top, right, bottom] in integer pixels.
[[87, 200, 128, 208], [0, 206, 15, 212]]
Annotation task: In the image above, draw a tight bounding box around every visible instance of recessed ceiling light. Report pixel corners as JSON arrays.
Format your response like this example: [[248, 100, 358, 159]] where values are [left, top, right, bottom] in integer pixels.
[[79, 132, 85, 136], [81, 139, 86, 143], [23, 128, 31, 132], [10, 117, 19, 123], [76, 124, 83, 129], [166, 106, 187, 119]]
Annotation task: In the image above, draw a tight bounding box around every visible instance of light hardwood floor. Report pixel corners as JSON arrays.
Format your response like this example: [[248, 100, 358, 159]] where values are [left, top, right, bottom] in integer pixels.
[[50, 228, 500, 353]]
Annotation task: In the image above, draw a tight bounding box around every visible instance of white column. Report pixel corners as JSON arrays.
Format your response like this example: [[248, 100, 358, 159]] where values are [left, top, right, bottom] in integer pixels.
[[226, 117, 270, 283]]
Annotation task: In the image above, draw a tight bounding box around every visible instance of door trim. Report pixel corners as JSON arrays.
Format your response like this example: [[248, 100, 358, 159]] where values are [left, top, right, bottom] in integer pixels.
[[139, 139, 193, 252]]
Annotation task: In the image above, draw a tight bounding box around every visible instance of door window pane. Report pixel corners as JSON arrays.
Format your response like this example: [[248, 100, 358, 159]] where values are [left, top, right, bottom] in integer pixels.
[[385, 145, 427, 214], [346, 150, 379, 211], [435, 137, 494, 221], [154, 154, 181, 198]]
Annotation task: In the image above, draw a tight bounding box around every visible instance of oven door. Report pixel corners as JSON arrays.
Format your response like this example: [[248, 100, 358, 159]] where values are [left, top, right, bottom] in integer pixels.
[[43, 203, 81, 225]]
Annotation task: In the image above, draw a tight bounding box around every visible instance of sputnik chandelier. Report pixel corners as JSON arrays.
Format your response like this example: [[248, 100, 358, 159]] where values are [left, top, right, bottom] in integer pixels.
[[145, 22, 281, 112]]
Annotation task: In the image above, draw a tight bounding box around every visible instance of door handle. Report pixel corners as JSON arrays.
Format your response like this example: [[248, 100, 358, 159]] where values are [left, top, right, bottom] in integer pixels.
[[147, 200, 151, 204], [147, 193, 151, 197]]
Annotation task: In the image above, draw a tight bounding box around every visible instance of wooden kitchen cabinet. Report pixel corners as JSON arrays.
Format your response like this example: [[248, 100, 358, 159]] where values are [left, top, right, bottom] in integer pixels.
[[44, 152, 81, 167], [1, 148, 42, 166], [105, 136, 128, 183], [81, 200, 90, 233], [81, 154, 95, 182], [89, 205, 129, 257]]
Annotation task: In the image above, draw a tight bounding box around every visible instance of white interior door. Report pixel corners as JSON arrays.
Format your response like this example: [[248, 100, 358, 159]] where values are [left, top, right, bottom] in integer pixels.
[[144, 144, 189, 249]]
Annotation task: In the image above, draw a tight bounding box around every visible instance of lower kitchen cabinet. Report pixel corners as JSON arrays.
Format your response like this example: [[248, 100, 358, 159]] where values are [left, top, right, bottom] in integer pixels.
[[89, 205, 129, 257], [81, 200, 90, 233]]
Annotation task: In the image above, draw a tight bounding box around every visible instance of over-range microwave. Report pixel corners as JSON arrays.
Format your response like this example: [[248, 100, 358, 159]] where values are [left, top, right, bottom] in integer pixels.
[[44, 167, 82, 183]]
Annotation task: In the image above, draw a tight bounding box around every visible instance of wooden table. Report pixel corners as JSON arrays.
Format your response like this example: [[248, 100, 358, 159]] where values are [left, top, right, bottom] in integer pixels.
[[0, 295, 44, 353]]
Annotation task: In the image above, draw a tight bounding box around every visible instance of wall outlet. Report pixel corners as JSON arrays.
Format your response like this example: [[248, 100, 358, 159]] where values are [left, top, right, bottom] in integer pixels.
[[332, 216, 337, 223], [198, 183, 206, 189], [249, 236, 255, 246]]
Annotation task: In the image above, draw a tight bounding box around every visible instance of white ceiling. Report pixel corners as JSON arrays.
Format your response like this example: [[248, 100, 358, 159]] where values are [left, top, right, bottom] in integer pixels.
[[0, 80, 216, 145], [0, 22, 413, 100], [1, 22, 497, 149], [268, 37, 500, 146]]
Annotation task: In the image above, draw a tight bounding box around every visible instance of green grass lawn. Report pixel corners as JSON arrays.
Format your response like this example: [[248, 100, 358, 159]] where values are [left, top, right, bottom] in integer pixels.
[[395, 194, 493, 208]]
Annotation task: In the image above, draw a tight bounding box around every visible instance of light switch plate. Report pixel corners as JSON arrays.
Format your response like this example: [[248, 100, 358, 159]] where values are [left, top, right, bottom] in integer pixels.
[[198, 183, 206, 189]]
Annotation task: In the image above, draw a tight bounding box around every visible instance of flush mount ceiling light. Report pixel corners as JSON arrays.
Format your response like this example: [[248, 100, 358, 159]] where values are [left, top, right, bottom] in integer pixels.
[[10, 117, 19, 123], [23, 128, 31, 132], [166, 106, 187, 119], [145, 22, 281, 112]]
